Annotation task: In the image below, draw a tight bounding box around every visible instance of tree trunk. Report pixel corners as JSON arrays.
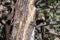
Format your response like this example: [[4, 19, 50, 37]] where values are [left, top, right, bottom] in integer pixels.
[[11, 0, 36, 40]]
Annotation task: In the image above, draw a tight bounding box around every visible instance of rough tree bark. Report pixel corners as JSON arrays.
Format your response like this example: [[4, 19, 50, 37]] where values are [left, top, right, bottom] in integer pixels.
[[11, 0, 36, 40]]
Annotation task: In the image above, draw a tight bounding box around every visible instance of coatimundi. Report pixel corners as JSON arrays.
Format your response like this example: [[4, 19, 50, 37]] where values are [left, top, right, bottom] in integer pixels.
[[36, 13, 45, 25]]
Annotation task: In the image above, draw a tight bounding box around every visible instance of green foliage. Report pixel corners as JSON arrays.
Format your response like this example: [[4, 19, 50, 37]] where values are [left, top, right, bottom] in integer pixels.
[[35, 0, 60, 40]]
